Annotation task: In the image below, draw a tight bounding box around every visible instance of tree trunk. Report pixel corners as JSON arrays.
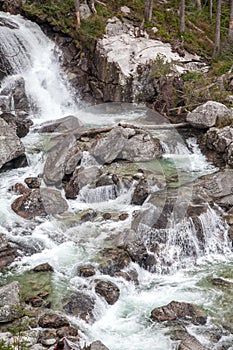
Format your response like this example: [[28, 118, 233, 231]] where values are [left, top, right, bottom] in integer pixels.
[[213, 0, 222, 57], [196, 0, 202, 11], [144, 0, 153, 22], [180, 0, 185, 33], [209, 0, 213, 20], [74, 0, 80, 27], [229, 0, 233, 41]]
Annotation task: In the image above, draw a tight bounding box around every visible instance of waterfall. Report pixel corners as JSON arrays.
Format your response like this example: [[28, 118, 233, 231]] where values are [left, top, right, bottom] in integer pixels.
[[138, 205, 231, 274], [0, 10, 233, 350], [0, 11, 78, 121]]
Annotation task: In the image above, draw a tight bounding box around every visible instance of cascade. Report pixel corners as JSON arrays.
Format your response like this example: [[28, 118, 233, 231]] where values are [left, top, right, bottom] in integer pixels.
[[0, 10, 232, 350]]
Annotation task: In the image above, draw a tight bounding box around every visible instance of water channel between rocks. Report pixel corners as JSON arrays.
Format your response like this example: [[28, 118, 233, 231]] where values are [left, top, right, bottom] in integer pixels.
[[0, 11, 233, 350]]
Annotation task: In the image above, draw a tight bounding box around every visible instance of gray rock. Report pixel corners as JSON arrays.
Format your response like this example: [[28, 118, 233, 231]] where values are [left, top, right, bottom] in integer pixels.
[[63, 291, 95, 323], [176, 329, 209, 350], [43, 134, 82, 186], [89, 341, 109, 350], [0, 281, 20, 322], [0, 112, 32, 138], [11, 188, 68, 219], [0, 117, 25, 170], [91, 126, 162, 164], [35, 115, 83, 134], [186, 101, 232, 129], [0, 233, 17, 269], [151, 300, 207, 325], [199, 168, 233, 208], [95, 280, 120, 305]]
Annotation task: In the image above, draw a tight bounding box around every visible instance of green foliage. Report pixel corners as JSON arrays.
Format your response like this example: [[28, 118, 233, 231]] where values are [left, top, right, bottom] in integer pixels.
[[182, 71, 204, 82], [211, 59, 233, 76], [150, 54, 172, 79], [0, 340, 14, 350]]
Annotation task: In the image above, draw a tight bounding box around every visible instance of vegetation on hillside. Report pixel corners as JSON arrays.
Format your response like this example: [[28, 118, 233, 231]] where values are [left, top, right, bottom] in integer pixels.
[[21, 0, 233, 111]]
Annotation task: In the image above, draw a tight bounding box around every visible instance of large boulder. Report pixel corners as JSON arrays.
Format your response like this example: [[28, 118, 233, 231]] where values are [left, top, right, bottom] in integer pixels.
[[97, 247, 131, 276], [186, 101, 232, 129], [0, 281, 20, 322], [206, 126, 233, 167], [95, 280, 120, 305], [0, 117, 26, 170], [63, 291, 95, 323], [91, 126, 162, 164], [1, 77, 30, 116], [11, 188, 68, 219], [43, 134, 82, 186], [38, 313, 70, 328], [35, 115, 83, 134], [151, 301, 207, 325], [197, 168, 233, 208], [0, 112, 32, 138], [175, 329, 209, 350], [0, 233, 17, 269]]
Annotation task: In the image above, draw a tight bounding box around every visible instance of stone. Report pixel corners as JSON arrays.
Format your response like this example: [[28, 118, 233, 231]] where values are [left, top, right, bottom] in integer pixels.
[[0, 117, 25, 170], [24, 177, 41, 189], [43, 134, 82, 187], [186, 101, 232, 129], [88, 341, 109, 350], [91, 126, 162, 164], [1, 77, 30, 115], [199, 168, 233, 208], [95, 280, 120, 305], [121, 6, 131, 15], [63, 291, 95, 323], [0, 281, 20, 322], [212, 277, 233, 288], [56, 326, 79, 338], [38, 313, 70, 328], [131, 178, 149, 205], [77, 265, 95, 277], [35, 115, 83, 134], [0, 233, 17, 270], [10, 182, 29, 194], [175, 329, 209, 350], [151, 301, 207, 325], [98, 247, 131, 276], [0, 112, 33, 138], [11, 188, 68, 219], [33, 263, 54, 272]]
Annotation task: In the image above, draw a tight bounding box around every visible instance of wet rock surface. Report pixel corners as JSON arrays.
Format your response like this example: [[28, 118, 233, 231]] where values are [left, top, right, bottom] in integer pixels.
[[0, 281, 20, 322], [151, 301, 207, 325], [63, 291, 95, 322], [98, 247, 131, 276], [0, 233, 17, 269], [91, 125, 162, 164], [38, 313, 70, 328], [95, 280, 120, 305], [11, 188, 68, 219], [0, 117, 26, 170]]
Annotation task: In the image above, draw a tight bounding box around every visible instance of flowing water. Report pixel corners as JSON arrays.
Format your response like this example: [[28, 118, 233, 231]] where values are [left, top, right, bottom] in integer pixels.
[[0, 11, 233, 350]]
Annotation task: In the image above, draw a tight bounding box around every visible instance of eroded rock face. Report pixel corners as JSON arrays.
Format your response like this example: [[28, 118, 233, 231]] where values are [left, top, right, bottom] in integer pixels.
[[198, 168, 233, 208], [175, 329, 209, 350], [98, 247, 131, 276], [11, 188, 68, 219], [91, 126, 162, 164], [186, 101, 232, 129], [0, 112, 32, 138], [63, 291, 95, 323], [0, 117, 26, 170], [38, 313, 70, 328], [95, 280, 120, 305], [0, 233, 17, 269], [151, 301, 207, 325], [43, 134, 82, 187], [0, 281, 20, 322]]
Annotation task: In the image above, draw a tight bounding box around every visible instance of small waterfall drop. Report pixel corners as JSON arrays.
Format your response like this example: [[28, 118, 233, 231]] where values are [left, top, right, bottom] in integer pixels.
[[0, 11, 78, 121]]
